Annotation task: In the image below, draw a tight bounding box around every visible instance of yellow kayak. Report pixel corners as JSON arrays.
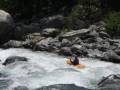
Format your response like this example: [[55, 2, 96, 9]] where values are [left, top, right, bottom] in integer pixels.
[[66, 59, 85, 69]]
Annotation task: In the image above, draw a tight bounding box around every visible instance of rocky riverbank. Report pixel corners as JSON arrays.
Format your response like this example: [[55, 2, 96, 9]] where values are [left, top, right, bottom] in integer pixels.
[[0, 10, 120, 90], [0, 10, 120, 63]]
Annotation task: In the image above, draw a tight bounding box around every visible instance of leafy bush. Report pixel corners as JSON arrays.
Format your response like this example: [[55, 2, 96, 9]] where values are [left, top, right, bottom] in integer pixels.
[[104, 11, 120, 37], [68, 0, 102, 22]]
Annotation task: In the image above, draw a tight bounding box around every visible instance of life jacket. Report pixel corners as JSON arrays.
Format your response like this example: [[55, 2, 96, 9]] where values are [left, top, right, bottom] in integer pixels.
[[70, 56, 79, 65]]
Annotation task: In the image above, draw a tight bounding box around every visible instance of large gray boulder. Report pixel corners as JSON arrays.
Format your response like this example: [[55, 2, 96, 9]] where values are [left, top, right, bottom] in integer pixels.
[[59, 29, 91, 40], [34, 37, 61, 52], [101, 50, 120, 63], [34, 38, 52, 51], [0, 10, 15, 44], [3, 56, 28, 65]]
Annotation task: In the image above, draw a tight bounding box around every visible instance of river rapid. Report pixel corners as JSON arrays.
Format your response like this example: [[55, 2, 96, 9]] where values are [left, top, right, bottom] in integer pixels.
[[0, 48, 120, 90]]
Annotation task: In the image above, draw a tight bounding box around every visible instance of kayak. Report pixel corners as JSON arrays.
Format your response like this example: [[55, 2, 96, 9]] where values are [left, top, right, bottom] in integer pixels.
[[66, 59, 85, 69]]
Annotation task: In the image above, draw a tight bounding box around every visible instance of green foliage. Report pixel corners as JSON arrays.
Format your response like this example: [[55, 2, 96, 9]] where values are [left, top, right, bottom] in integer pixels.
[[104, 11, 120, 37], [68, 0, 102, 23]]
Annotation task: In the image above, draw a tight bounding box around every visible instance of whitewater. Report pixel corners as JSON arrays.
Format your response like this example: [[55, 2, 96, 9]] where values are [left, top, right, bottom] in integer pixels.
[[0, 48, 120, 90]]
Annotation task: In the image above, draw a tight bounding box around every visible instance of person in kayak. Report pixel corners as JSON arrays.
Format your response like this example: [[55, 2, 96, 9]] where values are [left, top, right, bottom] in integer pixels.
[[70, 54, 80, 65]]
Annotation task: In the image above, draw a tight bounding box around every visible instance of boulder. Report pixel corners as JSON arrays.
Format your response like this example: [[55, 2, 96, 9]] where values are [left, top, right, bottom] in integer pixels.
[[101, 50, 120, 63], [35, 84, 91, 90], [97, 42, 110, 52], [97, 74, 120, 90], [59, 47, 72, 56], [85, 30, 99, 39], [3, 56, 28, 65], [41, 28, 60, 37], [87, 49, 103, 58], [84, 37, 98, 43], [23, 33, 45, 49], [39, 15, 65, 29], [1, 40, 23, 49], [61, 39, 72, 47], [14, 23, 40, 40], [34, 38, 52, 51], [0, 10, 15, 44], [115, 49, 120, 56], [71, 37, 82, 44], [71, 44, 88, 56], [48, 38, 61, 48], [59, 29, 91, 40], [99, 31, 110, 39]]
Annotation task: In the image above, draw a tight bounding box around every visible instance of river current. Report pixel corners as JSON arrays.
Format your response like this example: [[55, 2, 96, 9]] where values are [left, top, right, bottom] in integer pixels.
[[0, 48, 119, 90]]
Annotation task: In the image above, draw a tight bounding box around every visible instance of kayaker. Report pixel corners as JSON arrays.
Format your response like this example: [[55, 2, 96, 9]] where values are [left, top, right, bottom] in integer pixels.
[[70, 54, 80, 65]]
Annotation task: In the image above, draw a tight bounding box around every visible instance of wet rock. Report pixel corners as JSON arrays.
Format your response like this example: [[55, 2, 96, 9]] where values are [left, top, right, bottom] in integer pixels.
[[34, 38, 52, 51], [23, 33, 45, 49], [97, 42, 110, 52], [59, 29, 91, 40], [87, 49, 103, 58], [14, 86, 29, 90], [59, 47, 72, 56], [86, 30, 99, 39], [39, 15, 65, 29], [115, 49, 120, 56], [84, 37, 97, 43], [71, 44, 88, 56], [97, 74, 120, 90], [48, 38, 61, 52], [71, 44, 82, 50], [61, 39, 72, 47], [99, 31, 110, 39], [71, 37, 82, 44], [3, 56, 28, 65], [35, 84, 92, 90], [1, 40, 23, 49], [108, 39, 120, 45], [101, 50, 120, 63], [41, 28, 60, 37], [0, 10, 15, 44]]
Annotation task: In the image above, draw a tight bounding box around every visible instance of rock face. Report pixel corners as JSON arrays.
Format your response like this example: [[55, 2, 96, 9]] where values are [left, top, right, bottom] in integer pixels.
[[97, 74, 120, 90], [3, 56, 28, 65], [35, 84, 92, 90], [0, 10, 15, 44]]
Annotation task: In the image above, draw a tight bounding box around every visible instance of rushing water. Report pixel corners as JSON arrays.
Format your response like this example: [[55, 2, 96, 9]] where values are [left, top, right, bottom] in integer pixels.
[[0, 48, 120, 90]]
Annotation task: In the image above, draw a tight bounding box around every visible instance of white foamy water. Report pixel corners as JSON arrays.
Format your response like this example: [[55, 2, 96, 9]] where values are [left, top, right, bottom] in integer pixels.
[[0, 48, 120, 90]]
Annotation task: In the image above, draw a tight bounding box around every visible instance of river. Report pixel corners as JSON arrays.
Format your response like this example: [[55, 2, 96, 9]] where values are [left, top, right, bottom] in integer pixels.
[[0, 48, 120, 90]]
